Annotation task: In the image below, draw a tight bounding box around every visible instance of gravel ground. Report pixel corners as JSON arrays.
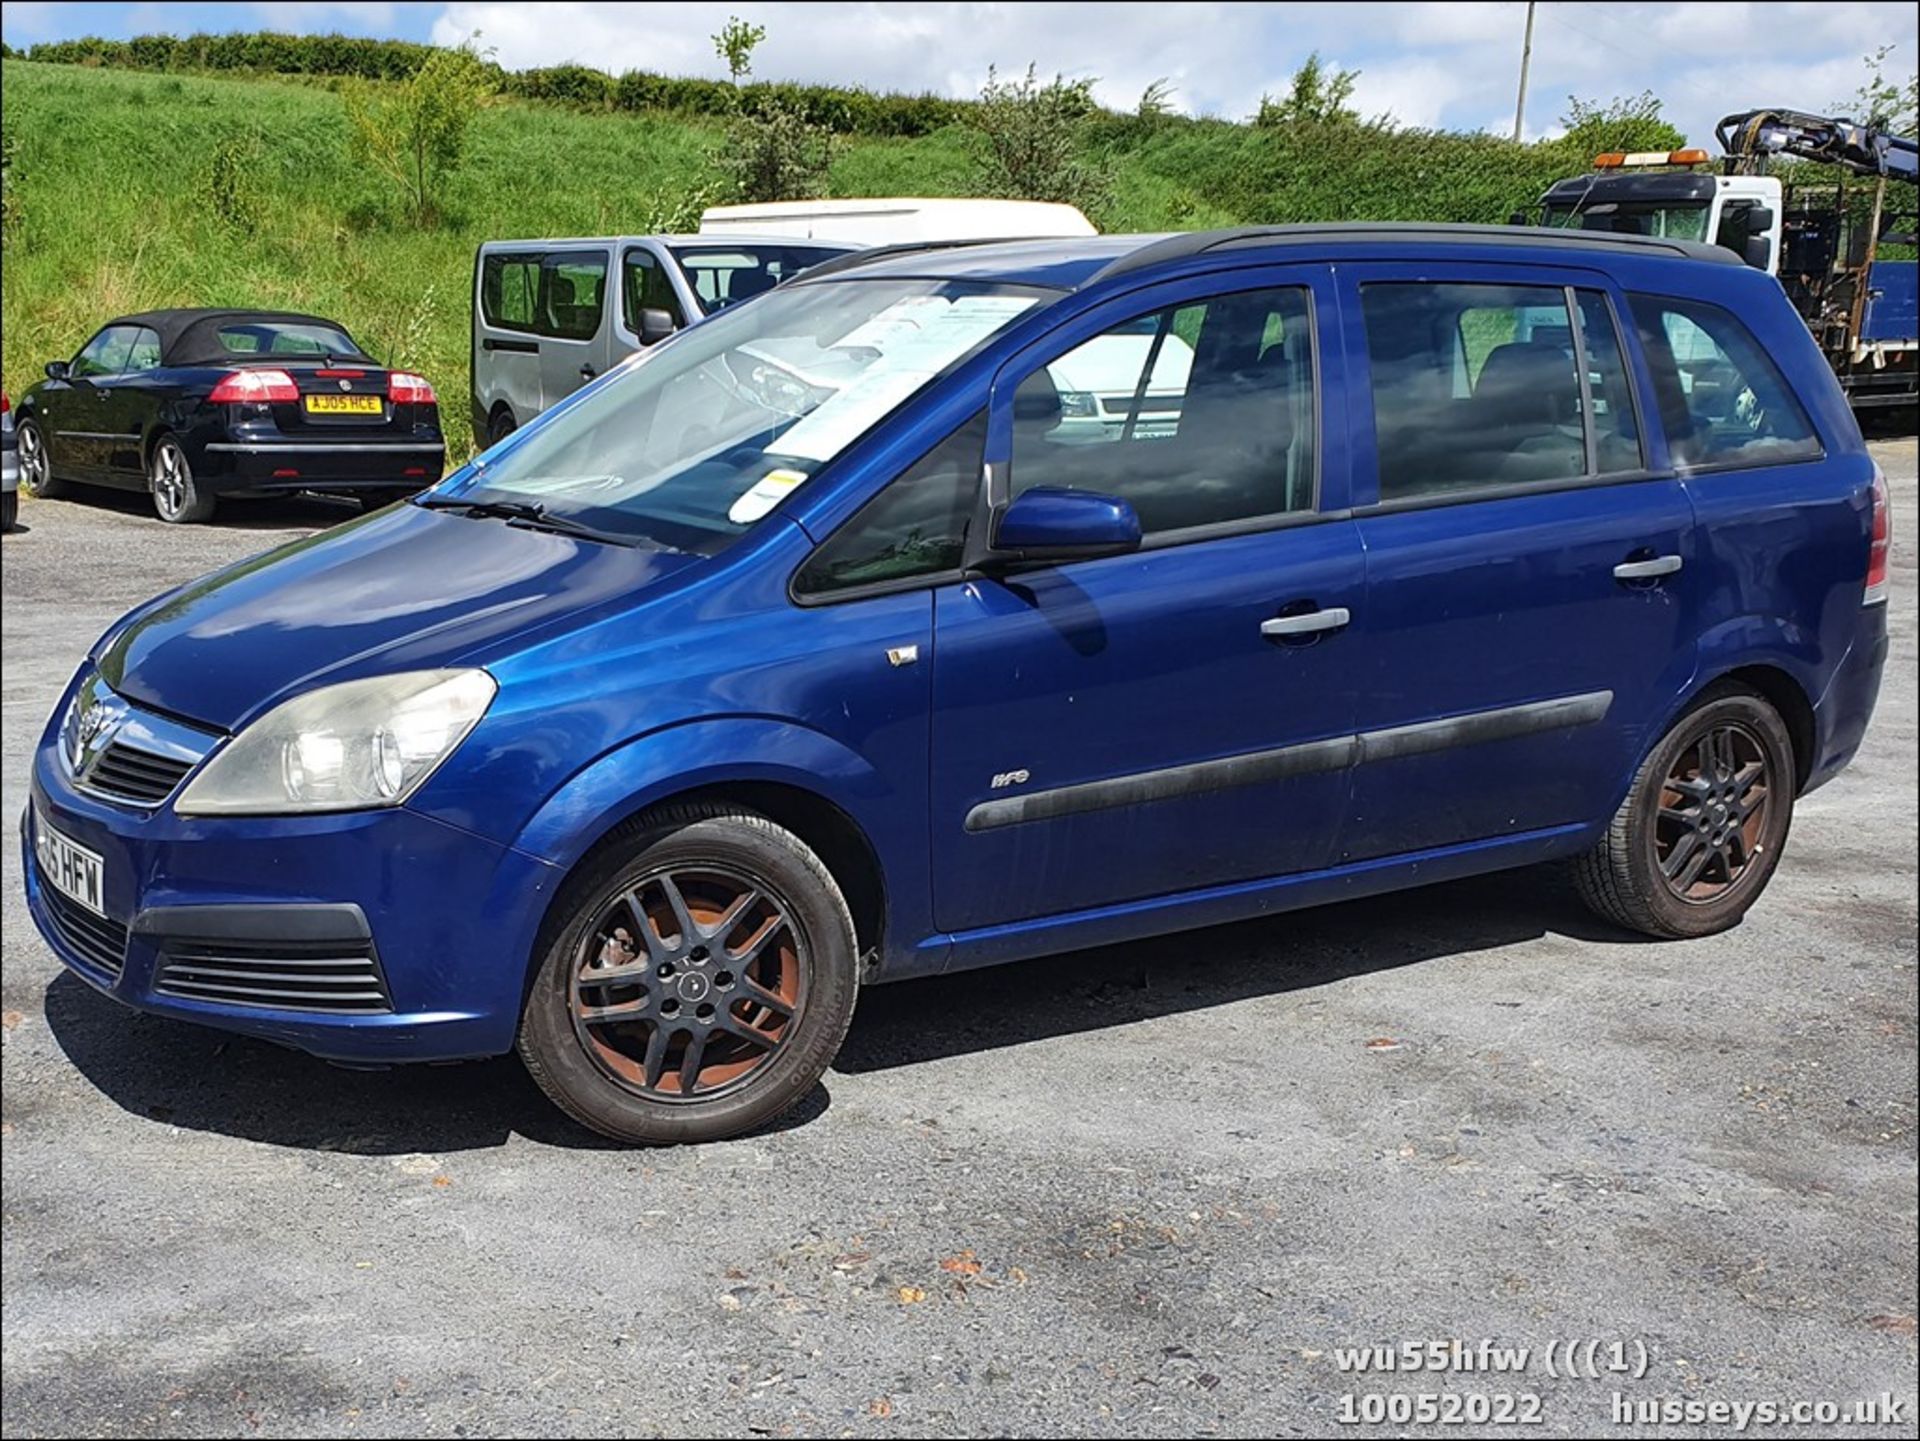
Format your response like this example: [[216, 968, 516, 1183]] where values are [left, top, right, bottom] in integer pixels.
[[3, 447, 1915, 1439]]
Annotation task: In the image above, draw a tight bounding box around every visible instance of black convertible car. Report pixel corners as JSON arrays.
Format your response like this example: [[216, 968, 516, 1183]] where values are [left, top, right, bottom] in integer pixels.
[[14, 309, 446, 523]]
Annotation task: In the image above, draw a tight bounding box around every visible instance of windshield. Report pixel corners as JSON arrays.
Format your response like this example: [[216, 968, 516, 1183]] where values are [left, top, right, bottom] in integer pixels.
[[668, 243, 855, 312], [1541, 200, 1710, 242], [442, 277, 1045, 553]]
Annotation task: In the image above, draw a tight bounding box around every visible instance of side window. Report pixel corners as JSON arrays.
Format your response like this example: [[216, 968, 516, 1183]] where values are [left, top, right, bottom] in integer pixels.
[[1009, 285, 1317, 535], [481, 253, 540, 332], [794, 412, 986, 599], [1574, 291, 1643, 473], [71, 326, 136, 378], [540, 251, 609, 341], [1363, 282, 1611, 500], [622, 248, 687, 331], [125, 327, 163, 372], [1627, 294, 1821, 470]]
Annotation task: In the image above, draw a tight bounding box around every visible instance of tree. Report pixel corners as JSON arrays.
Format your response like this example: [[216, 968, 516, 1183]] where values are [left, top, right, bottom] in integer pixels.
[[1555, 92, 1685, 157], [1837, 44, 1918, 137], [343, 41, 492, 227], [1255, 53, 1359, 128], [716, 99, 834, 203], [966, 64, 1114, 217], [712, 15, 766, 88]]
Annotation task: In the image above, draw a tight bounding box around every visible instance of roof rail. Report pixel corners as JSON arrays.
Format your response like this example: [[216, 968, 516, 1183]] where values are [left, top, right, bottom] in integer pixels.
[[790, 236, 1040, 284], [1089, 221, 1739, 284]]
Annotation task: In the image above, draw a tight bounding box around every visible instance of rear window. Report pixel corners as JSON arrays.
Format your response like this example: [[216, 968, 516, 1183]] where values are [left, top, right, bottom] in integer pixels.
[[1626, 294, 1822, 470], [668, 244, 847, 313], [1360, 281, 1645, 502], [215, 322, 363, 358], [540, 251, 608, 341]]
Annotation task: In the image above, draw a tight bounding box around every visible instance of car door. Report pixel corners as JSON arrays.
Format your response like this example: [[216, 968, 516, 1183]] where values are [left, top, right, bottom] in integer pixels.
[[621, 242, 688, 356], [477, 249, 544, 431], [1336, 263, 1699, 863], [49, 325, 137, 478], [94, 325, 164, 485], [538, 247, 612, 404], [928, 266, 1367, 935]]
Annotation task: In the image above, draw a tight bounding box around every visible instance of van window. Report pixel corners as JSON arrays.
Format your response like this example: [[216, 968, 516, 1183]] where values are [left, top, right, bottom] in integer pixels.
[[668, 243, 840, 313], [481, 253, 540, 333], [540, 251, 608, 341], [1008, 285, 1316, 536], [623, 249, 686, 331], [1362, 281, 1641, 501], [1626, 294, 1821, 470], [794, 412, 986, 598]]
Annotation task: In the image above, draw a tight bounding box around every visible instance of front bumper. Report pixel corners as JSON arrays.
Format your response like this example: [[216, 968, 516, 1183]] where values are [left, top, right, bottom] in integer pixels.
[[23, 731, 561, 1063], [195, 440, 446, 495]]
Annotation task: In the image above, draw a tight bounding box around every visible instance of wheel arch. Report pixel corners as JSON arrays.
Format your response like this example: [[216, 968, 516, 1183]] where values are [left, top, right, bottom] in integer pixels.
[[1665, 658, 1817, 794]]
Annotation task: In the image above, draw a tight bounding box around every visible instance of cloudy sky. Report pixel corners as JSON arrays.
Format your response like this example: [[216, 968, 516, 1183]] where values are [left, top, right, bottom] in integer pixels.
[[1, 0, 1913, 144]]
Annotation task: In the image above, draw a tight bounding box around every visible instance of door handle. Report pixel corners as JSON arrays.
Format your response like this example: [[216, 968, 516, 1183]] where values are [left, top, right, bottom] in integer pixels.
[[579, 364, 597, 382], [1261, 607, 1351, 638], [1613, 554, 1683, 581]]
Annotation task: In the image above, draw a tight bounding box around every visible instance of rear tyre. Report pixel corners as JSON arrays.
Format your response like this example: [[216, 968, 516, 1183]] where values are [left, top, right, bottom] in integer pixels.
[[1, 489, 16, 532], [1573, 683, 1796, 939], [488, 408, 516, 446], [150, 437, 216, 524], [17, 419, 67, 500], [518, 804, 860, 1146]]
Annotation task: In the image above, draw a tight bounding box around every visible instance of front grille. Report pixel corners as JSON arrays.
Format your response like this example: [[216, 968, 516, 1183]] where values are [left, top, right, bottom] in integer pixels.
[[37, 865, 129, 980], [154, 938, 393, 1014], [83, 740, 195, 806]]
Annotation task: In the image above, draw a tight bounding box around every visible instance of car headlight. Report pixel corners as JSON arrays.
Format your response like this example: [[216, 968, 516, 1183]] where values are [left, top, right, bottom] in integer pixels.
[[175, 669, 496, 816]]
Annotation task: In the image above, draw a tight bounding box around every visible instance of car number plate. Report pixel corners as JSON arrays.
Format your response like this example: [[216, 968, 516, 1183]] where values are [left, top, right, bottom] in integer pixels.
[[304, 393, 383, 415], [34, 810, 107, 918]]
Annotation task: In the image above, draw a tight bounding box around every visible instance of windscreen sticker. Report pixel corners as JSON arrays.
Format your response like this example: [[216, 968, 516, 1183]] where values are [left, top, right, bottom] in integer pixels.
[[728, 467, 811, 525]]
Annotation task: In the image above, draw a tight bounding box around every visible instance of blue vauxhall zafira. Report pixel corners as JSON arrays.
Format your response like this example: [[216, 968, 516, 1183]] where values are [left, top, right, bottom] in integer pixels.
[[25, 225, 1891, 1144]]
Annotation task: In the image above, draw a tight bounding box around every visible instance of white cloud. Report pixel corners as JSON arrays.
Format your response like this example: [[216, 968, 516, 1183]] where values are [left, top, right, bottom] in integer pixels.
[[0, 1, 59, 41], [247, 1, 397, 32]]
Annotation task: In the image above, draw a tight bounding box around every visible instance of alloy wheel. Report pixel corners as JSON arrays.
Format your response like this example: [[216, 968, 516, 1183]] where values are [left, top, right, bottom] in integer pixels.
[[151, 442, 189, 519], [18, 422, 48, 493], [1653, 720, 1772, 902], [568, 864, 807, 1102]]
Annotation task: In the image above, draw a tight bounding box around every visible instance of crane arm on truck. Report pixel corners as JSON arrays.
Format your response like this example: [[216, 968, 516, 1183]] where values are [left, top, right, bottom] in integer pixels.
[[1716, 108, 1919, 184]]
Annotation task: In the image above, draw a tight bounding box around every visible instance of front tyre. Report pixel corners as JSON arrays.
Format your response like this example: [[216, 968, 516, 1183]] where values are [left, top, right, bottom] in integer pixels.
[[1574, 683, 1796, 939], [518, 805, 860, 1145], [150, 436, 216, 524]]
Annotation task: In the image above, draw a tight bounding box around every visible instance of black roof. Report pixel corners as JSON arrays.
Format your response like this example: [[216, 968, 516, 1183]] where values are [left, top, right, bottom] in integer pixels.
[[114, 309, 368, 366]]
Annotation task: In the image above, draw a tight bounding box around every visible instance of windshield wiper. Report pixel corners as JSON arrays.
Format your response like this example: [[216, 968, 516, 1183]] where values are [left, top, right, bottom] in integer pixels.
[[414, 496, 634, 547]]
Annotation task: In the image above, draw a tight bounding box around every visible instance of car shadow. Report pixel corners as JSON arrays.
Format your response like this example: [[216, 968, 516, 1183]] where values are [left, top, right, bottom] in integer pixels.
[[40, 973, 829, 1155], [41, 484, 362, 532], [835, 865, 1642, 1073], [40, 865, 1640, 1153]]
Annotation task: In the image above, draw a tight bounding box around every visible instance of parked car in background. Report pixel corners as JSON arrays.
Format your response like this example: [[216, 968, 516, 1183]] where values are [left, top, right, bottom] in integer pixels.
[[471, 234, 856, 444], [1, 391, 19, 532], [698, 197, 1099, 244], [1, 391, 19, 533], [13, 310, 445, 524], [25, 225, 1888, 1147]]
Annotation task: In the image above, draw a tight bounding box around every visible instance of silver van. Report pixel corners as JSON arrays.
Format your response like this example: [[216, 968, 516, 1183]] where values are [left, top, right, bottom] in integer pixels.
[[470, 235, 855, 446]]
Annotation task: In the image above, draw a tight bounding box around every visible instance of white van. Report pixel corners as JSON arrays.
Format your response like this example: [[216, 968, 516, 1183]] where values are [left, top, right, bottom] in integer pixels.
[[470, 233, 855, 444], [698, 197, 1098, 245]]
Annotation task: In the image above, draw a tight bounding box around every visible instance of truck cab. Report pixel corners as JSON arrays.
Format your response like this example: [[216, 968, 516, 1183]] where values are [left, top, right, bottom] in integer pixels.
[[1539, 150, 1784, 272]]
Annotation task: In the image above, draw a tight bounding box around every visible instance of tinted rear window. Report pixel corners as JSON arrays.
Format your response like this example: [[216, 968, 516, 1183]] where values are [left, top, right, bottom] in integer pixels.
[[215, 322, 363, 358]]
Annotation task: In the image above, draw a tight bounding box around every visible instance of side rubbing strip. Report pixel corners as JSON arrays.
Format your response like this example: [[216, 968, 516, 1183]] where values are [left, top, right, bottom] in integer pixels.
[[1355, 690, 1613, 764], [961, 690, 1614, 833], [965, 736, 1356, 832]]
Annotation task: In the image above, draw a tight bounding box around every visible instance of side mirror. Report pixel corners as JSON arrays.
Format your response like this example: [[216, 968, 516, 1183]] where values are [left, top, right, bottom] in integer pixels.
[[1507, 209, 1529, 227], [45, 360, 69, 381], [638, 308, 676, 346], [990, 486, 1141, 565], [1746, 205, 1774, 234], [1743, 235, 1773, 270]]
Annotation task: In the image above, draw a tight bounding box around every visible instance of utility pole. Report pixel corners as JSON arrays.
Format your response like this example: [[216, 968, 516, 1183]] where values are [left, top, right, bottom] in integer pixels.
[[1512, 0, 1537, 142]]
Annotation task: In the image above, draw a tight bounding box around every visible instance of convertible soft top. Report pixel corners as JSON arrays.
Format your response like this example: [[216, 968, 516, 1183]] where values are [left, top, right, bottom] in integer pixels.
[[116, 308, 371, 366]]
